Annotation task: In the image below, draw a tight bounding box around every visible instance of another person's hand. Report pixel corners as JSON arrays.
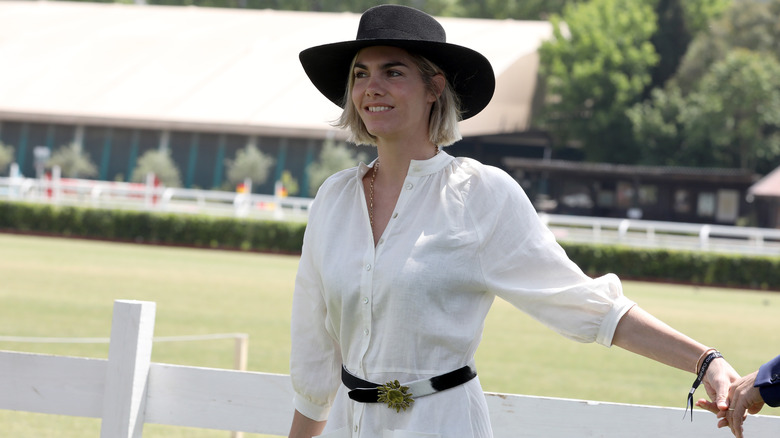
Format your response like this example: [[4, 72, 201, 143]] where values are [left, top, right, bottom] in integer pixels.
[[697, 370, 765, 438]]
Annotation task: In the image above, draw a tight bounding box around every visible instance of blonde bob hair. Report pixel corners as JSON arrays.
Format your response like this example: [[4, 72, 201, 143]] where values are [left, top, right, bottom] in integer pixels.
[[334, 50, 463, 147]]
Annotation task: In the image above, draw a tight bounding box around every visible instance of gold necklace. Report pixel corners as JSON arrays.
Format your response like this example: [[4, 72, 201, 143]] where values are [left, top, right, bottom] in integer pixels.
[[369, 160, 378, 228], [369, 147, 438, 229]]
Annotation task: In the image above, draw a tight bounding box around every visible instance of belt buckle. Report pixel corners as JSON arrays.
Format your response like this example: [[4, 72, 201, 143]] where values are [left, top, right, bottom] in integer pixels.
[[377, 380, 414, 412]]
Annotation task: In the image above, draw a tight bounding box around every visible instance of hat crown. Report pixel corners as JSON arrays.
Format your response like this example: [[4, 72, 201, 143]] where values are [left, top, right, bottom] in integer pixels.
[[356, 5, 446, 43]]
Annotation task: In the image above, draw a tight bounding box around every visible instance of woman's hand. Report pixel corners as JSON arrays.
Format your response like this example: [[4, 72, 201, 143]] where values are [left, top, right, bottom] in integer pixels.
[[701, 357, 741, 412], [697, 369, 766, 438]]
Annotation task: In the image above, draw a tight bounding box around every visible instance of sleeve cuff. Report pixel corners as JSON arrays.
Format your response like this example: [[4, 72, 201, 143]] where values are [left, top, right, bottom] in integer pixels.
[[293, 393, 331, 422], [756, 355, 780, 407], [597, 295, 636, 347], [759, 385, 780, 408]]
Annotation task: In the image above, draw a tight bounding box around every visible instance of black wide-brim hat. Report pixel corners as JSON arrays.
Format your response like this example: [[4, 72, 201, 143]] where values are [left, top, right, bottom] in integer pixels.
[[299, 4, 495, 120]]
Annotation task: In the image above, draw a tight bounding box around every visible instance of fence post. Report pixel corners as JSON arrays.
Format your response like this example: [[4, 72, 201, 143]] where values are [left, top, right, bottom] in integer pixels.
[[100, 300, 157, 438], [230, 334, 250, 438], [699, 225, 711, 250]]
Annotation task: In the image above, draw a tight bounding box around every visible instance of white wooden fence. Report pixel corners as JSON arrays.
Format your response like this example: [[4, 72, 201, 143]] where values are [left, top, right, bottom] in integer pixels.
[[541, 213, 780, 256], [0, 172, 313, 222], [1, 300, 779, 437]]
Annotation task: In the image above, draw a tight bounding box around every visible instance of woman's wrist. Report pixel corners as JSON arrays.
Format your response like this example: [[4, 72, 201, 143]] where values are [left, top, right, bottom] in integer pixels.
[[685, 349, 724, 420], [695, 347, 718, 374]]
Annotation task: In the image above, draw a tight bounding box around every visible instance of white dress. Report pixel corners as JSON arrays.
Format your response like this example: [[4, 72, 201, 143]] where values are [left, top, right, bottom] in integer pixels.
[[290, 151, 635, 437]]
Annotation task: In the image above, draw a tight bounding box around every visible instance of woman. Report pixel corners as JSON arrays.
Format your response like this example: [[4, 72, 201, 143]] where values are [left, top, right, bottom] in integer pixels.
[[290, 5, 739, 438]]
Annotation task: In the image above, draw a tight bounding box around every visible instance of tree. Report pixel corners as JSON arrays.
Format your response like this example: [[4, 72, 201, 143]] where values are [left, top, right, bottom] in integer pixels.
[[536, 0, 659, 163], [307, 139, 368, 196], [452, 0, 585, 20], [629, 0, 780, 173], [675, 0, 780, 93], [0, 142, 14, 175], [131, 149, 182, 187], [48, 143, 98, 178], [627, 86, 689, 166], [225, 143, 275, 188], [279, 170, 300, 196], [677, 0, 731, 36], [644, 0, 692, 96], [683, 50, 780, 172], [629, 49, 780, 173], [143, 0, 583, 19]]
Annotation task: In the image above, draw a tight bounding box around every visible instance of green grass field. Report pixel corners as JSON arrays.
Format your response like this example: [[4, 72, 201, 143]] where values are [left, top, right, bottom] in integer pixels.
[[1, 233, 778, 437]]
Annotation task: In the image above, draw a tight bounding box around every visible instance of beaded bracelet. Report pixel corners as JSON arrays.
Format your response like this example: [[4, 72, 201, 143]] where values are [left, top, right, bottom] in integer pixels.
[[684, 350, 723, 421]]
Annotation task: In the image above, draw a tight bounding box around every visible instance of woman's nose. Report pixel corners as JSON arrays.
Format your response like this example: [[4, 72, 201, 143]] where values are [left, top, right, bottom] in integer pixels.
[[365, 76, 383, 96]]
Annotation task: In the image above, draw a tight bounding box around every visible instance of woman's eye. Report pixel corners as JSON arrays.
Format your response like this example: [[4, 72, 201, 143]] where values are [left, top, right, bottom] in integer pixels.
[[354, 71, 368, 79], [388, 70, 402, 77]]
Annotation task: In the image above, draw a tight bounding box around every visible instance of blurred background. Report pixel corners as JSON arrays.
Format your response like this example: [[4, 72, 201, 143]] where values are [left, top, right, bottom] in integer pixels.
[[1, 0, 778, 228]]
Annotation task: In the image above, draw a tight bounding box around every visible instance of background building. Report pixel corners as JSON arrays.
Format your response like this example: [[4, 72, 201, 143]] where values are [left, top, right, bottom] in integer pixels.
[[0, 1, 553, 196], [503, 157, 760, 226]]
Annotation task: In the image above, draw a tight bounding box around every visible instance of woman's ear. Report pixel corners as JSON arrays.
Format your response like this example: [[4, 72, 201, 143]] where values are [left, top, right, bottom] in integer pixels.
[[429, 73, 446, 102]]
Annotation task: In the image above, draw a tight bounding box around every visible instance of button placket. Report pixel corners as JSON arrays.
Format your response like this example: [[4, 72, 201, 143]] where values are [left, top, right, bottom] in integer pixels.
[[352, 403, 364, 438], [357, 242, 376, 365], [377, 175, 417, 242], [362, 260, 373, 340]]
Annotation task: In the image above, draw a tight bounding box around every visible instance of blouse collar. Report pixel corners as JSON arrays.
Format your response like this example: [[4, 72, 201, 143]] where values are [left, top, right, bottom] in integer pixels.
[[357, 149, 453, 179]]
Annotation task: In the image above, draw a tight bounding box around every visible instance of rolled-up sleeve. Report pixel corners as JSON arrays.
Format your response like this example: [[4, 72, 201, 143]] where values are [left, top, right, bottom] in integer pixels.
[[468, 166, 635, 346]]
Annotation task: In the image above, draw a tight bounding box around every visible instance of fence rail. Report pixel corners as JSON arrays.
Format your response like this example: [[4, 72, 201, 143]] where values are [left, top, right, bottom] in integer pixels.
[[2, 174, 779, 256], [0, 173, 313, 222], [1, 300, 779, 437], [542, 213, 780, 256]]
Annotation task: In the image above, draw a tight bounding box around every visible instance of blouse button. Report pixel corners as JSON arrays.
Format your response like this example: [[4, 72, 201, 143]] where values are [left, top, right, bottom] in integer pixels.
[[362, 297, 369, 304], [392, 212, 398, 219], [365, 264, 372, 271], [405, 182, 413, 190], [377, 238, 384, 245], [363, 329, 369, 336]]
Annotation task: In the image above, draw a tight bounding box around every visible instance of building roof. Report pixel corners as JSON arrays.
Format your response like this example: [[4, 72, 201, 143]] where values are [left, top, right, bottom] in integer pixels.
[[0, 1, 552, 139], [749, 166, 780, 198]]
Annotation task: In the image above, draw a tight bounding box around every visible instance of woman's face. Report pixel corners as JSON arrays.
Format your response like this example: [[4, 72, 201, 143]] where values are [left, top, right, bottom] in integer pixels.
[[350, 46, 438, 142]]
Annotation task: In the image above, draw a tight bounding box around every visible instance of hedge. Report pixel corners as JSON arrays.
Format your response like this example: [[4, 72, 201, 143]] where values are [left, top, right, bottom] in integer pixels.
[[0, 201, 305, 254], [562, 243, 780, 291], [1, 201, 778, 290]]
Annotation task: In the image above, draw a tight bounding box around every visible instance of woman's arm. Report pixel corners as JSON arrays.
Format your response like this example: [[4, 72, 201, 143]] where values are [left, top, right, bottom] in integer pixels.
[[288, 410, 326, 438], [612, 305, 739, 410]]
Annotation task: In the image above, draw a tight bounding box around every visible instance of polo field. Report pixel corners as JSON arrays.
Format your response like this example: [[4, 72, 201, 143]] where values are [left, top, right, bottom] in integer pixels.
[[1, 233, 778, 437]]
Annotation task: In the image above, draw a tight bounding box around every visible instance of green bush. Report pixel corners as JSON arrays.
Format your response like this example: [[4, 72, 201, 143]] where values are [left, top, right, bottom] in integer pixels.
[[561, 243, 780, 290], [1, 201, 777, 289], [0, 201, 305, 254]]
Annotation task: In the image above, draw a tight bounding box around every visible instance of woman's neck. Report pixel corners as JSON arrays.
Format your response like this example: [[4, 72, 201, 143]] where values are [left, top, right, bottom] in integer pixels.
[[374, 139, 438, 183]]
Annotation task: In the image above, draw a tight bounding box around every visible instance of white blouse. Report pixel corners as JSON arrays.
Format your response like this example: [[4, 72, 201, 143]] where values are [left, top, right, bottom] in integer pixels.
[[290, 151, 635, 438]]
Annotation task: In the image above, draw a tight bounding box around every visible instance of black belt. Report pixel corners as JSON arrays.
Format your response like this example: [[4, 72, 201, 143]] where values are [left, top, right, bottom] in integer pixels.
[[341, 365, 477, 412]]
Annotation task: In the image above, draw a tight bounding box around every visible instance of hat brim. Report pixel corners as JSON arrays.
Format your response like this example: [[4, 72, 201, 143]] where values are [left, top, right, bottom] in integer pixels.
[[299, 39, 495, 120]]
